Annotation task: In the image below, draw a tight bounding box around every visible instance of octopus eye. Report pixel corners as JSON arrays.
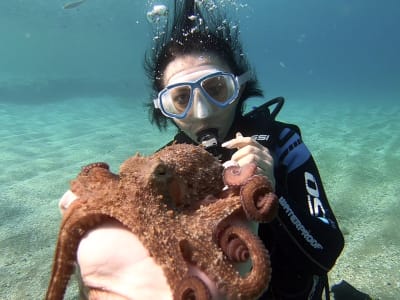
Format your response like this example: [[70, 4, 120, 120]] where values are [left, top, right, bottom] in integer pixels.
[[154, 164, 168, 176]]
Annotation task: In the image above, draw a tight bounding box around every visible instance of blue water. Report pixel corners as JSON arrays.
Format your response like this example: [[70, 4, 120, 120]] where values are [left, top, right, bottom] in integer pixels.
[[245, 0, 400, 101], [0, 1, 399, 299]]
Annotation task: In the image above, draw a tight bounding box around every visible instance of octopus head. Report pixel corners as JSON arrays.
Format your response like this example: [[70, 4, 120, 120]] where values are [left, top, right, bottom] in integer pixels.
[[153, 144, 225, 207]]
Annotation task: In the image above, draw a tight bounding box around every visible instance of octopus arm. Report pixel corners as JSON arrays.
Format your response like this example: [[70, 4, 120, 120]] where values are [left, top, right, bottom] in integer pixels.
[[45, 210, 118, 299], [240, 175, 278, 223], [212, 225, 271, 299]]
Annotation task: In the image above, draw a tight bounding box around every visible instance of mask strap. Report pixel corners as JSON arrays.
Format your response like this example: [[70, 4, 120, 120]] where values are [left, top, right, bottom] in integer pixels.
[[237, 71, 251, 85], [153, 98, 160, 109]]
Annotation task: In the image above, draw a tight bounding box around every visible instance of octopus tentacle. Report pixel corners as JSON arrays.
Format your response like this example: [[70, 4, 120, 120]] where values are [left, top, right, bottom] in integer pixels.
[[213, 224, 249, 263], [240, 175, 278, 223], [174, 275, 211, 300], [216, 225, 271, 299], [81, 162, 109, 175], [223, 163, 257, 187], [46, 212, 115, 299]]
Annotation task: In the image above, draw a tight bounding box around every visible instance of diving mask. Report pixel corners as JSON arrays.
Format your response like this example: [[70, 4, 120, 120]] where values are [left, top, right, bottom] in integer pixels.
[[154, 71, 250, 119]]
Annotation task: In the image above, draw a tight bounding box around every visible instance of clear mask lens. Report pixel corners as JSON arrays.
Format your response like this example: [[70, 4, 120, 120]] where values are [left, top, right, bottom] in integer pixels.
[[159, 72, 238, 118], [201, 74, 236, 103]]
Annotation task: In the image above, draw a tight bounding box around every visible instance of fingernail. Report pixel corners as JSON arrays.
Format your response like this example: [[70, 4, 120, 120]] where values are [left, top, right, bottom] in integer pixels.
[[223, 160, 239, 168], [221, 141, 230, 148]]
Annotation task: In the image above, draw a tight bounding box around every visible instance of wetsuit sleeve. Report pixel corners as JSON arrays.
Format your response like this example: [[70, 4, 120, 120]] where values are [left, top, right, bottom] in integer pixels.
[[272, 126, 344, 275]]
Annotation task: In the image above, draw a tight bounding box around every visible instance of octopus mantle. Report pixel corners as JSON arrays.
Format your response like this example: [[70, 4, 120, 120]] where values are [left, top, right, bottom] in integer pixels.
[[46, 144, 278, 300]]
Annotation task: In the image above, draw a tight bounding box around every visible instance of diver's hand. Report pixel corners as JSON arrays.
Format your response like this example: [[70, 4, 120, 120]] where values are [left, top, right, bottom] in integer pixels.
[[77, 221, 257, 300], [77, 220, 174, 299], [78, 221, 230, 300], [58, 191, 226, 299], [222, 132, 276, 190], [59, 192, 172, 298]]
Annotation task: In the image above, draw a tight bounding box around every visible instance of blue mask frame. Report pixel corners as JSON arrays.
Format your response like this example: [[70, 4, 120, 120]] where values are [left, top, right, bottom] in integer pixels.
[[153, 71, 251, 119]]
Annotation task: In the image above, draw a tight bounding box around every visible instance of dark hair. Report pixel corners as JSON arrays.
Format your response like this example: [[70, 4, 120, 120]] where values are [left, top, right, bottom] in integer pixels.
[[144, 0, 263, 130]]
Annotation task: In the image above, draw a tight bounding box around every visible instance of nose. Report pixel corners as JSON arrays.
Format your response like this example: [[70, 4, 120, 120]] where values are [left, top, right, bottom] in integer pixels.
[[192, 88, 212, 119]]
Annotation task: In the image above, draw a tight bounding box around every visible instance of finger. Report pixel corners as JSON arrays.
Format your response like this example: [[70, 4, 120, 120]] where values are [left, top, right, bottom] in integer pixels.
[[222, 136, 259, 149], [231, 147, 275, 186], [231, 146, 272, 165], [235, 132, 243, 138], [231, 145, 262, 162], [59, 190, 78, 214], [234, 153, 270, 175]]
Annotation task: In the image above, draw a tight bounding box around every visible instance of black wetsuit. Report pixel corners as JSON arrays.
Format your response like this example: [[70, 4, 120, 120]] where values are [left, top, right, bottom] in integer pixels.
[[164, 98, 345, 300]]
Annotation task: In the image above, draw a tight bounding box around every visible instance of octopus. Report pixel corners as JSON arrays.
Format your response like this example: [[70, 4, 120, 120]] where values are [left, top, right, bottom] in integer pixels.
[[46, 143, 279, 300]]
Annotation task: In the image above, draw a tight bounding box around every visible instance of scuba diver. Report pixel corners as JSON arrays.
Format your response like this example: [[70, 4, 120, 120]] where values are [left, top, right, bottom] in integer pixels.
[[146, 1, 345, 298], [58, 0, 344, 299]]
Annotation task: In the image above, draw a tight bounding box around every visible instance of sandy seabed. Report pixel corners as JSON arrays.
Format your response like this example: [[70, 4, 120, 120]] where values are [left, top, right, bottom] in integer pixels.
[[0, 95, 399, 299]]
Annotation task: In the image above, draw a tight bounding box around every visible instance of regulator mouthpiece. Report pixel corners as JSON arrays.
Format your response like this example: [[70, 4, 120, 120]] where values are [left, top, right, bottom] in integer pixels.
[[197, 129, 220, 157]]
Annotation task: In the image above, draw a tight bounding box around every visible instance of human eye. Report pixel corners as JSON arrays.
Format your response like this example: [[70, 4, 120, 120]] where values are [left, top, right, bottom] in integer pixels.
[[202, 76, 229, 102], [170, 86, 191, 111]]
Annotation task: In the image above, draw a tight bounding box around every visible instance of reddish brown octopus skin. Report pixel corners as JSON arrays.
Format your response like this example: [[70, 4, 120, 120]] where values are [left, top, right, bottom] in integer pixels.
[[223, 163, 278, 222], [239, 175, 279, 223], [223, 163, 257, 187], [46, 144, 277, 300]]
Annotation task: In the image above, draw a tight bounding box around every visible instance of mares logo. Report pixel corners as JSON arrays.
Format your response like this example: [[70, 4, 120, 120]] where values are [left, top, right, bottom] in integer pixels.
[[304, 171, 326, 218]]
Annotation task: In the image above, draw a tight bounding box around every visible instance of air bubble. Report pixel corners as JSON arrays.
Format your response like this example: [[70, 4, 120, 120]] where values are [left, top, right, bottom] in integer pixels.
[[146, 4, 168, 24]]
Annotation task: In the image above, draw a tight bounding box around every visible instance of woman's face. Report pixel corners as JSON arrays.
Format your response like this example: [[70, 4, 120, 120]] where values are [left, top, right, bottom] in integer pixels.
[[162, 53, 240, 143]]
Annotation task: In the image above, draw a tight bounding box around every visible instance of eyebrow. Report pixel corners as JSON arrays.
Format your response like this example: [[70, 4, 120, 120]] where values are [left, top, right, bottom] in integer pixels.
[[165, 67, 222, 86]]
